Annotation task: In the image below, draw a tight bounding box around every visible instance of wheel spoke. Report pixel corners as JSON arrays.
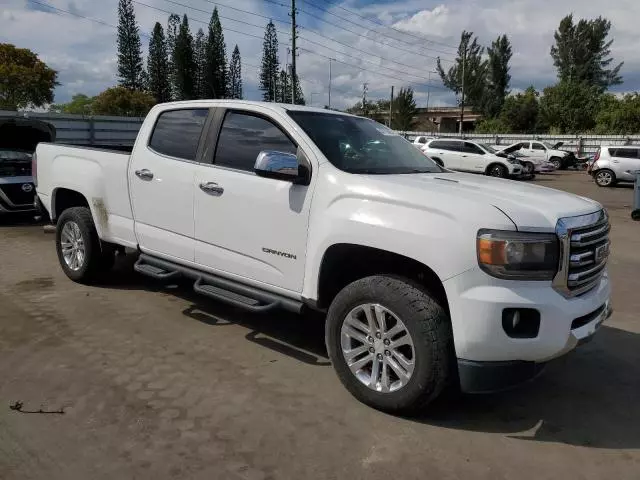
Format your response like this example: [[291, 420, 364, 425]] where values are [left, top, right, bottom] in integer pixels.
[[392, 351, 414, 372], [343, 344, 369, 363], [342, 324, 368, 345], [390, 332, 412, 349], [348, 353, 373, 374], [369, 356, 381, 388], [387, 355, 411, 381], [363, 305, 376, 334], [380, 360, 391, 392], [374, 304, 387, 332]]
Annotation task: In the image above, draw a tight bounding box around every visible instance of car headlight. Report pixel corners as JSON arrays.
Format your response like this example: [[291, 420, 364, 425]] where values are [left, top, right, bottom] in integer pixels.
[[477, 229, 559, 280]]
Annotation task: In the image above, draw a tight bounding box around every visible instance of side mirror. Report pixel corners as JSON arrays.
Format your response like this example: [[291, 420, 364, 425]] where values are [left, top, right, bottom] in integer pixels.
[[254, 150, 310, 185]]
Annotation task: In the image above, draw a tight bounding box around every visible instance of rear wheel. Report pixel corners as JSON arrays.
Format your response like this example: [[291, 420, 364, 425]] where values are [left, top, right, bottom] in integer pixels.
[[487, 164, 508, 178], [326, 275, 453, 414], [56, 207, 113, 283], [594, 169, 616, 187]]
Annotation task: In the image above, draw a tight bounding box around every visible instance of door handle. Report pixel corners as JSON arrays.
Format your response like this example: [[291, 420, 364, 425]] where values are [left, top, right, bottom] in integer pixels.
[[461, 155, 468, 157], [199, 182, 224, 196], [612, 160, 620, 163], [135, 169, 154, 180]]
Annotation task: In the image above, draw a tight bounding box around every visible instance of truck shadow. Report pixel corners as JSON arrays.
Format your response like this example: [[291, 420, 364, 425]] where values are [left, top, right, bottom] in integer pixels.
[[95, 252, 330, 367], [418, 325, 640, 449]]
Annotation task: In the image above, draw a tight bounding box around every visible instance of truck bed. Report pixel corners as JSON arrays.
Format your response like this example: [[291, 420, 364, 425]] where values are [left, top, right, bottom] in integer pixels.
[[35, 142, 136, 247]]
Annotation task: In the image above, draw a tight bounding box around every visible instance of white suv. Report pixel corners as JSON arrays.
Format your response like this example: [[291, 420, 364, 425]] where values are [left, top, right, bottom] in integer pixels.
[[590, 146, 640, 187], [422, 139, 522, 178]]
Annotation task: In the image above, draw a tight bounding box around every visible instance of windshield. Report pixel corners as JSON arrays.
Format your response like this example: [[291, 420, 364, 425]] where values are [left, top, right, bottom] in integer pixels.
[[478, 143, 497, 154], [287, 111, 443, 174], [542, 142, 555, 149]]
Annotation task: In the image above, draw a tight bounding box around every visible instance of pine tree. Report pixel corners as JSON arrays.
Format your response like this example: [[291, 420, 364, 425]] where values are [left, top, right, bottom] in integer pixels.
[[116, 0, 144, 90], [229, 45, 243, 99], [259, 21, 279, 102], [277, 69, 289, 102], [550, 15, 623, 90], [391, 87, 418, 131], [166, 14, 181, 99], [205, 8, 229, 99], [147, 22, 171, 103], [436, 31, 487, 110], [173, 15, 196, 100], [194, 28, 207, 99], [483, 34, 512, 118], [293, 73, 305, 105]]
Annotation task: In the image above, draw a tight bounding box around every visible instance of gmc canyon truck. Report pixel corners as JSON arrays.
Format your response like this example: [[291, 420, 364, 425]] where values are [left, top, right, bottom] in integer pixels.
[[34, 101, 612, 413]]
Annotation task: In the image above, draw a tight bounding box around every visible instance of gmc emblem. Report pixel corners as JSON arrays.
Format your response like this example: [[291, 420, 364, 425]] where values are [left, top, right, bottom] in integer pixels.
[[595, 243, 609, 263]]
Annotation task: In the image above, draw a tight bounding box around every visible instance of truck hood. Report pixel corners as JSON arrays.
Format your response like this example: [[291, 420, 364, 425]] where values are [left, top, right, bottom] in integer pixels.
[[366, 171, 601, 231]]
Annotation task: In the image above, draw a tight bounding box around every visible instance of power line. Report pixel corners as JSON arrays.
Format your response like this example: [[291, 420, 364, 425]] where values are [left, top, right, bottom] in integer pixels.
[[310, 0, 459, 51], [156, 0, 446, 82], [260, 0, 456, 63]]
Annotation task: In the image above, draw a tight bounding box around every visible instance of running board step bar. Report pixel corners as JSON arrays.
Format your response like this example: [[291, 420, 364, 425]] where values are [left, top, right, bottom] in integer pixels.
[[135, 253, 303, 314], [134, 259, 181, 280]]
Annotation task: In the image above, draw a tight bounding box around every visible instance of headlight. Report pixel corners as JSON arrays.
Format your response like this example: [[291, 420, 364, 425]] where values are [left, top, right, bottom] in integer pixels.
[[507, 158, 519, 164], [477, 229, 559, 280]]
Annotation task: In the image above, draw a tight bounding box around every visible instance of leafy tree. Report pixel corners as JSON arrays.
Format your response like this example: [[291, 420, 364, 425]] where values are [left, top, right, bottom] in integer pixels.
[[91, 86, 155, 116], [539, 80, 601, 133], [50, 94, 94, 114], [260, 21, 279, 102], [499, 86, 540, 133], [595, 93, 640, 134], [0, 43, 58, 110], [147, 22, 171, 104], [483, 34, 512, 118], [437, 31, 486, 111], [391, 87, 418, 131], [116, 0, 144, 90], [229, 45, 242, 99], [474, 117, 509, 134], [173, 15, 196, 100], [205, 7, 228, 98], [194, 28, 207, 99], [166, 14, 181, 99], [550, 15, 623, 91]]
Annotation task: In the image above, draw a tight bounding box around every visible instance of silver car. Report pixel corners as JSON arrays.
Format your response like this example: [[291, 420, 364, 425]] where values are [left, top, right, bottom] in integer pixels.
[[591, 146, 640, 187]]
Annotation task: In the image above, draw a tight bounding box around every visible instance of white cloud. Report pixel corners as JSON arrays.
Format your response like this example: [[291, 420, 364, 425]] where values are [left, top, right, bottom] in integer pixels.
[[1, 0, 638, 109]]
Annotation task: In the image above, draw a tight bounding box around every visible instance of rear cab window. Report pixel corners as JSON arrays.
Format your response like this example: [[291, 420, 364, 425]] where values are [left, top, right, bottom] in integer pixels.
[[148, 109, 209, 161]]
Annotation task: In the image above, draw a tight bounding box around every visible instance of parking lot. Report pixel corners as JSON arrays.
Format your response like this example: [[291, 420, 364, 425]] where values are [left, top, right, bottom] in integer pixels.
[[0, 171, 638, 480]]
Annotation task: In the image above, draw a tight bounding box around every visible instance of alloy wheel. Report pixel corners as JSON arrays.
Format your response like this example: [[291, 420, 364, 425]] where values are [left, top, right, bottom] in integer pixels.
[[60, 221, 86, 271]]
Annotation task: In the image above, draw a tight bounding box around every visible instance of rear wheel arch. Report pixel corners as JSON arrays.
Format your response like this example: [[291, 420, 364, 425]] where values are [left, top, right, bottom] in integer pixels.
[[52, 188, 90, 221]]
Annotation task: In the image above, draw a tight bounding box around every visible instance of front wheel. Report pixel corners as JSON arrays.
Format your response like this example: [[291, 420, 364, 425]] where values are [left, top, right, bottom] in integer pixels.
[[487, 164, 508, 178], [326, 276, 453, 414], [550, 157, 562, 170]]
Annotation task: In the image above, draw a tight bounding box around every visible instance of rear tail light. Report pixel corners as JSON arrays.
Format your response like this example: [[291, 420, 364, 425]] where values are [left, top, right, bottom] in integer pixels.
[[593, 148, 600, 162], [32, 151, 38, 187]]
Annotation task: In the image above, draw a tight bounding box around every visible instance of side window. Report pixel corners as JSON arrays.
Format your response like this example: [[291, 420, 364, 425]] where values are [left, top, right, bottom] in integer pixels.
[[464, 142, 484, 155], [531, 143, 545, 151], [214, 111, 297, 172], [517, 142, 529, 149], [607, 148, 618, 157], [613, 148, 640, 159], [148, 109, 209, 161], [429, 140, 446, 150], [445, 141, 465, 152]]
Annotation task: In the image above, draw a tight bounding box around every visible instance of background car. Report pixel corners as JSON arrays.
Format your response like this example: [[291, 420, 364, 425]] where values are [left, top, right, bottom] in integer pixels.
[[590, 145, 640, 187], [422, 138, 522, 178], [497, 141, 574, 170]]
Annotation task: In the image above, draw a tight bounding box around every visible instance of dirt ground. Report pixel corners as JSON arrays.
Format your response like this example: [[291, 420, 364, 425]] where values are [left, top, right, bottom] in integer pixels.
[[1, 171, 638, 480]]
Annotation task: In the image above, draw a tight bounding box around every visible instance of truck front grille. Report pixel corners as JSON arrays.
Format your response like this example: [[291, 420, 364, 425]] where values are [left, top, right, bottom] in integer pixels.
[[553, 210, 610, 297], [0, 183, 35, 208]]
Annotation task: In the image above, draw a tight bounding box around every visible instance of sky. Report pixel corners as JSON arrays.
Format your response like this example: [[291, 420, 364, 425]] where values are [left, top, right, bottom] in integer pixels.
[[2, 0, 639, 110]]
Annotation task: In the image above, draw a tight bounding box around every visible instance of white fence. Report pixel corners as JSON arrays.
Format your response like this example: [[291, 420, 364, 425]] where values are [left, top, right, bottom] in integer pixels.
[[400, 132, 640, 156]]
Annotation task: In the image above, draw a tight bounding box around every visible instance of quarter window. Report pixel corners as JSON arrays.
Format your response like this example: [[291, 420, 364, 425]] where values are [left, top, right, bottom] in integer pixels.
[[148, 109, 209, 161], [214, 111, 297, 172]]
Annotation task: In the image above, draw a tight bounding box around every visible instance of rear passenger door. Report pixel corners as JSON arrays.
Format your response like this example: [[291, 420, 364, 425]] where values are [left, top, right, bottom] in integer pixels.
[[192, 108, 313, 293], [129, 108, 210, 262], [461, 142, 487, 172], [428, 140, 460, 170], [612, 148, 640, 181]]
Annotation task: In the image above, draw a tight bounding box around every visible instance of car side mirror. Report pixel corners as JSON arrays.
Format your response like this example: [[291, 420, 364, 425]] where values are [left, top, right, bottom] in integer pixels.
[[254, 150, 311, 185]]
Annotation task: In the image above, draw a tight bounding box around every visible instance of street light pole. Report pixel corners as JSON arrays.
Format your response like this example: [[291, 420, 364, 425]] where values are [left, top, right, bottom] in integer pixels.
[[328, 58, 333, 109]]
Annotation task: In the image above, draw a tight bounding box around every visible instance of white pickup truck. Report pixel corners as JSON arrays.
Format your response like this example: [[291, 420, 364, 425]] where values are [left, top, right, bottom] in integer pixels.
[[34, 100, 612, 413]]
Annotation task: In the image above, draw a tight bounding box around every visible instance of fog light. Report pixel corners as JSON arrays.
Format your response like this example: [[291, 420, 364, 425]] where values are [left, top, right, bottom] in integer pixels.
[[502, 308, 540, 338]]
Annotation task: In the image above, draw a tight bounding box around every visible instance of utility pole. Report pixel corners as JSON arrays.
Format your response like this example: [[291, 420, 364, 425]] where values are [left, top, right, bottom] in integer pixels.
[[459, 47, 466, 136], [426, 71, 431, 112], [290, 0, 298, 104], [328, 58, 333, 109], [362, 83, 368, 116], [389, 86, 394, 128]]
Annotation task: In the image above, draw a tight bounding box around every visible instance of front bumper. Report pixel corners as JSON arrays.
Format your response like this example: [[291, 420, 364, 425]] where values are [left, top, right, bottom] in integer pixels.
[[0, 176, 36, 214], [443, 267, 611, 364]]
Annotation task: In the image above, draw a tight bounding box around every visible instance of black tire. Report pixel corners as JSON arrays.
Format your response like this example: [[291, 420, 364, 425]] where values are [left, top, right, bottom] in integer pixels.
[[487, 164, 508, 178], [55, 207, 110, 283], [550, 157, 562, 170], [594, 169, 616, 187], [522, 161, 534, 175], [432, 157, 444, 168], [325, 275, 453, 414]]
